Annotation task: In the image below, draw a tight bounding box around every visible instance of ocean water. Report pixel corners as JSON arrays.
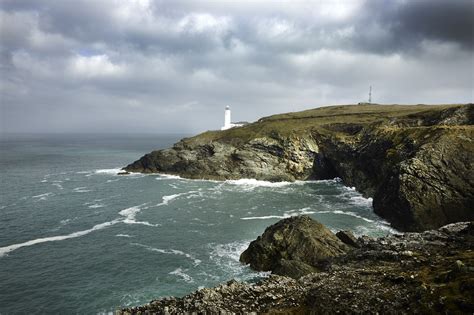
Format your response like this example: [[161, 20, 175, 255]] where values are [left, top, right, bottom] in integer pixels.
[[0, 134, 396, 314]]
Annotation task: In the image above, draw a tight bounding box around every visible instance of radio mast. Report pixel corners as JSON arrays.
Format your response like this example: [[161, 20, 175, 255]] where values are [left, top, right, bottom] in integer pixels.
[[368, 86, 372, 104]]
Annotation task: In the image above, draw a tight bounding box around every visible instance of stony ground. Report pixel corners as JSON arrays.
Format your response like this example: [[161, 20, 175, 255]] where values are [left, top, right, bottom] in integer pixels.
[[119, 221, 474, 314]]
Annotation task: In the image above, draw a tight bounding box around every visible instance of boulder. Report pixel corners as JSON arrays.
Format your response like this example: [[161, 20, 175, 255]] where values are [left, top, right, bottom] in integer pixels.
[[239, 216, 349, 277], [336, 230, 359, 248]]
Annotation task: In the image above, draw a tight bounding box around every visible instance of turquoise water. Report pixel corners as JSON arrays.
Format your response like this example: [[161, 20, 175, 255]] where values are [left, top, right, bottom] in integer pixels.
[[0, 134, 396, 314]]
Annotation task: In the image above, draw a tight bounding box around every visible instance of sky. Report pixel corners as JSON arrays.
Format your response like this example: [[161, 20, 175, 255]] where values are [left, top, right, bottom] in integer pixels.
[[1, 0, 473, 134]]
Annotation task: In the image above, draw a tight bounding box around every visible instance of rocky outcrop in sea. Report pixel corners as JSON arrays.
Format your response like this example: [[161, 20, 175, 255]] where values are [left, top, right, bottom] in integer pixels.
[[119, 216, 474, 314], [240, 216, 349, 279], [124, 104, 473, 231]]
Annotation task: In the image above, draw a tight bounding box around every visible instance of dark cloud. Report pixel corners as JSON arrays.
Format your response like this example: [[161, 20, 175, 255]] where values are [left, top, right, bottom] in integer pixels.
[[352, 0, 474, 54], [0, 0, 472, 134]]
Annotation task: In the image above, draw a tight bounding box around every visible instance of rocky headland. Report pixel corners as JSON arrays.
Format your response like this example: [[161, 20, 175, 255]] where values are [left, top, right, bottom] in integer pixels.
[[124, 104, 473, 231], [121, 106, 473, 313], [120, 216, 474, 314]]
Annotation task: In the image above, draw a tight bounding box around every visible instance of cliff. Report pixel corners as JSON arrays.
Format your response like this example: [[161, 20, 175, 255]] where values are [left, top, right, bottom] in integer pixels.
[[124, 104, 474, 231], [120, 217, 474, 314]]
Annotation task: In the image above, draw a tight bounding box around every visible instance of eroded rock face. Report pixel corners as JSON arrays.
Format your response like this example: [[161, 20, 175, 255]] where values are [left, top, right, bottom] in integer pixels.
[[125, 134, 319, 181], [239, 216, 349, 277], [314, 117, 474, 231]]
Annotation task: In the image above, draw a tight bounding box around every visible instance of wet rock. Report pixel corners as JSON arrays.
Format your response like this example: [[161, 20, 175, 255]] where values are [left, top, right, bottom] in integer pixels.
[[239, 216, 349, 275], [336, 230, 359, 248]]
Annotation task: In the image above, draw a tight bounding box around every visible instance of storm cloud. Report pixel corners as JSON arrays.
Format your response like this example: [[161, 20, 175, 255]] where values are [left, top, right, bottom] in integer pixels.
[[1, 0, 472, 133]]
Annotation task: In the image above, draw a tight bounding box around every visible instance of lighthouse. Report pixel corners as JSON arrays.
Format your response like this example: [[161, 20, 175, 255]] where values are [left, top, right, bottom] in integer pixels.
[[220, 105, 248, 131], [221, 106, 232, 130]]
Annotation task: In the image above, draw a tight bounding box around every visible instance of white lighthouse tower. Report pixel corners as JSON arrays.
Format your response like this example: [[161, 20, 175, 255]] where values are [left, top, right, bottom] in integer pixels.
[[220, 105, 248, 130], [221, 106, 232, 130]]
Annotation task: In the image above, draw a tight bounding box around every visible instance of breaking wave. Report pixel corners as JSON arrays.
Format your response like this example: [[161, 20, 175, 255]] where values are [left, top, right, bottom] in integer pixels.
[[119, 205, 159, 227], [32, 192, 54, 201], [131, 243, 201, 266], [225, 178, 293, 188], [169, 268, 194, 283], [73, 187, 92, 193], [94, 168, 122, 175], [0, 220, 120, 257]]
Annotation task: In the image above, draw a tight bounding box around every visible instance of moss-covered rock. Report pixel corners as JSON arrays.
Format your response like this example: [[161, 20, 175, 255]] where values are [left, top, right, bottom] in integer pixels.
[[239, 216, 349, 277]]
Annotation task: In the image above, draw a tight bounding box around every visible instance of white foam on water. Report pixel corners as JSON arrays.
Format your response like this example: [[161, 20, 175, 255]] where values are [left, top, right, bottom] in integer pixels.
[[156, 191, 198, 206], [284, 207, 315, 216], [210, 240, 250, 264], [116, 234, 133, 238], [332, 210, 375, 223], [106, 179, 120, 183], [240, 214, 291, 220], [0, 219, 120, 257], [94, 168, 122, 175], [60, 219, 71, 225], [169, 268, 194, 283], [0, 201, 166, 257], [119, 206, 140, 221], [118, 205, 159, 227], [73, 187, 92, 193], [293, 179, 330, 185], [88, 203, 105, 209], [131, 243, 201, 266], [225, 178, 293, 188], [354, 220, 400, 237], [32, 192, 54, 201], [208, 240, 270, 281], [349, 196, 373, 207], [196, 271, 220, 281], [240, 206, 316, 220], [52, 182, 63, 190], [155, 174, 182, 180], [32, 192, 53, 198]]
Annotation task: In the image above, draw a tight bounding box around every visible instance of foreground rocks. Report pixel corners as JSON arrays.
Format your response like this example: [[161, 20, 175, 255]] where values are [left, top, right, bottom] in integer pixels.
[[240, 216, 349, 278], [124, 104, 474, 231], [119, 217, 474, 314]]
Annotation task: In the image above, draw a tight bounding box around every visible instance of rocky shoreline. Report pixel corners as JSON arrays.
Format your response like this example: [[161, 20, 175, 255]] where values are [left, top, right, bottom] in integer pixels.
[[124, 104, 473, 232], [120, 104, 473, 313], [119, 216, 474, 314]]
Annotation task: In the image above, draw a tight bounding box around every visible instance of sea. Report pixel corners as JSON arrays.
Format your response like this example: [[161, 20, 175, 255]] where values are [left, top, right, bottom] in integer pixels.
[[0, 133, 397, 314]]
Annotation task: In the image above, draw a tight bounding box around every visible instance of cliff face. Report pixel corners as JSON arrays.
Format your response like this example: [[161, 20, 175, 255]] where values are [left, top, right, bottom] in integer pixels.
[[124, 132, 319, 181], [124, 104, 474, 231]]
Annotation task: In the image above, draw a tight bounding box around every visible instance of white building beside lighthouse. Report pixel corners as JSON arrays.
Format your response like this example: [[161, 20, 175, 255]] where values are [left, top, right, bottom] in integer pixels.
[[221, 106, 248, 130]]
